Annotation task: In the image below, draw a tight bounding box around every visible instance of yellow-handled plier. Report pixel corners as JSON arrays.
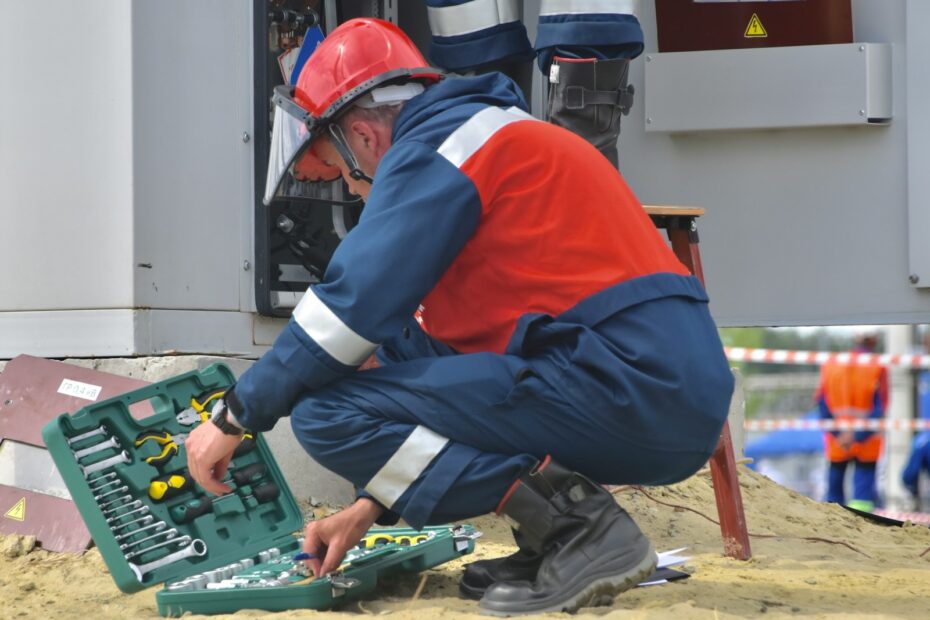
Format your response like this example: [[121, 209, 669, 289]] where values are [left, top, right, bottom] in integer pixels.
[[134, 430, 188, 468], [176, 388, 227, 426]]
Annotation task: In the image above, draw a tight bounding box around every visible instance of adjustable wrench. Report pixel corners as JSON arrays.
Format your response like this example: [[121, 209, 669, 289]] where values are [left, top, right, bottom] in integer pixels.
[[74, 435, 121, 460], [81, 450, 131, 477], [129, 538, 208, 583]]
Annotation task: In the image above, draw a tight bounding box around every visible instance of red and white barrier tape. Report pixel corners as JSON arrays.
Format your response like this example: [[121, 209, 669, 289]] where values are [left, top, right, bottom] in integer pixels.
[[744, 419, 930, 432], [725, 347, 930, 369], [872, 509, 930, 526]]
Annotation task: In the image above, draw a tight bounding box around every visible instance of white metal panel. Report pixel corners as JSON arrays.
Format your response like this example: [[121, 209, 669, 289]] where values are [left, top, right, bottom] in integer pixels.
[[906, 0, 930, 287], [620, 0, 930, 326], [0, 1, 135, 311], [0, 310, 137, 358], [644, 44, 893, 133], [131, 0, 253, 311]]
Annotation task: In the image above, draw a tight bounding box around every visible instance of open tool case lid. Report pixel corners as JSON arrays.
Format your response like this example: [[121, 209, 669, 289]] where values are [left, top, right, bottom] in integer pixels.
[[41, 364, 304, 594]]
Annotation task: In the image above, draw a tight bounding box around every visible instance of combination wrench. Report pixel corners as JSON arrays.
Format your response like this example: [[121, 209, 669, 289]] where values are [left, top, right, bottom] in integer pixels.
[[129, 539, 207, 583], [80, 451, 131, 478], [74, 435, 121, 460], [67, 426, 107, 446], [124, 534, 191, 560]]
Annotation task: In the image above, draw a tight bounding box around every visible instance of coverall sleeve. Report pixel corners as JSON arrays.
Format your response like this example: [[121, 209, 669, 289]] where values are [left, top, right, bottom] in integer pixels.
[[229, 142, 482, 431], [855, 368, 889, 443], [815, 375, 840, 438], [902, 434, 930, 496]]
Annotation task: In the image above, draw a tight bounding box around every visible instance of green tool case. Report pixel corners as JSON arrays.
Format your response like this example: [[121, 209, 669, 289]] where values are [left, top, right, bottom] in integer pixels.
[[41, 364, 479, 615]]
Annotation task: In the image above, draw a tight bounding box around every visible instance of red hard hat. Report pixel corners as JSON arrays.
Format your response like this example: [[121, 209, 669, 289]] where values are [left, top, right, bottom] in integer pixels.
[[264, 18, 441, 204], [295, 18, 441, 120]]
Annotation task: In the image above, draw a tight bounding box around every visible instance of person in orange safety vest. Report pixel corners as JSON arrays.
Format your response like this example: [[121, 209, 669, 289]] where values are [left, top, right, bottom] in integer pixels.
[[815, 333, 888, 511]]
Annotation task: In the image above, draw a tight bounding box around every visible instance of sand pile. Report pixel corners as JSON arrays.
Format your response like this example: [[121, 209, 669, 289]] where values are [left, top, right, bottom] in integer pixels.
[[3, 467, 929, 619]]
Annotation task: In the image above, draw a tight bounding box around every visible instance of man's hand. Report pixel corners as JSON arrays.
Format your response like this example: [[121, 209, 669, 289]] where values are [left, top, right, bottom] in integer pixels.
[[837, 430, 855, 450], [185, 421, 242, 495], [303, 498, 384, 577]]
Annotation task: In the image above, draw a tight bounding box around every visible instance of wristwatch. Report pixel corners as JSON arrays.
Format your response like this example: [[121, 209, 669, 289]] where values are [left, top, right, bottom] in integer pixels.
[[210, 398, 245, 436]]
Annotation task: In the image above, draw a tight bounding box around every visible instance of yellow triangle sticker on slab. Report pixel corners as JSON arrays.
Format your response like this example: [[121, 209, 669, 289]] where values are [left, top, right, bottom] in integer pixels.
[[4, 497, 26, 522], [745, 13, 768, 38]]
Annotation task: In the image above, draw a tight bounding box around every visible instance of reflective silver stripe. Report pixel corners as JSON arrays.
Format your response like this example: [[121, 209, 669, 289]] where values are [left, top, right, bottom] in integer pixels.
[[540, 0, 636, 16], [292, 287, 377, 366], [365, 426, 450, 508], [437, 106, 536, 169], [427, 0, 520, 38]]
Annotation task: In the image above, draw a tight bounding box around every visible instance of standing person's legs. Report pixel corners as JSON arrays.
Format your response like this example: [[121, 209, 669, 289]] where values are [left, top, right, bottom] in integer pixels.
[[826, 460, 848, 504], [851, 459, 879, 510]]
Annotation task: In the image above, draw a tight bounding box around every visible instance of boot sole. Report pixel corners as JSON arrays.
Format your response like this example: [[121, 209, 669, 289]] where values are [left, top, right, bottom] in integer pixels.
[[478, 543, 657, 617]]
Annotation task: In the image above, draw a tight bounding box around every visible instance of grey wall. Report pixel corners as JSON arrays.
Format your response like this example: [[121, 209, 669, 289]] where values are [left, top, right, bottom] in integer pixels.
[[618, 0, 930, 327]]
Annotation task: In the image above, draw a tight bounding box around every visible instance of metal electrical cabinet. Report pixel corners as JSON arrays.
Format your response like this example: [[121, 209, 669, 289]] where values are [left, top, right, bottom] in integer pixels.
[[4, 0, 930, 360], [0, 0, 407, 356], [619, 0, 930, 327]]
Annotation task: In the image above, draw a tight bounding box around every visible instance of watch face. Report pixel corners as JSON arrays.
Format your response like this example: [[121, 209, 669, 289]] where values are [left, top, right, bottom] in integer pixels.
[[210, 399, 227, 421]]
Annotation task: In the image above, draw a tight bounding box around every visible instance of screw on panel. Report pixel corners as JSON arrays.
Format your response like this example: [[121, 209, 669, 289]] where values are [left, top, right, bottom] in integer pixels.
[[646, 118, 653, 125], [243, 260, 251, 271], [859, 110, 866, 116], [646, 55, 652, 62], [910, 274, 920, 285], [242, 132, 251, 143], [859, 45, 866, 52]]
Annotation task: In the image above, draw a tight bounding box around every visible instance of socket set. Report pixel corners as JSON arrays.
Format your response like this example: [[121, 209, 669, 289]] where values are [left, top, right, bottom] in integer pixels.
[[157, 525, 480, 615], [41, 364, 479, 615]]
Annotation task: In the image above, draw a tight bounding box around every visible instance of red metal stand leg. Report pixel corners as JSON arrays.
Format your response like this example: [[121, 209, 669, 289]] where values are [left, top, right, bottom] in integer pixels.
[[668, 218, 752, 560], [709, 422, 752, 559]]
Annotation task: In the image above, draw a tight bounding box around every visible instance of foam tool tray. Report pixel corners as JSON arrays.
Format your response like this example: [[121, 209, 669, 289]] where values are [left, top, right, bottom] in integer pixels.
[[41, 363, 480, 615]]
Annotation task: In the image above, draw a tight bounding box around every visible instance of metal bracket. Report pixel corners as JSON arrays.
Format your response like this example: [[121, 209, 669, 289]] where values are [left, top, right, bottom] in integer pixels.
[[330, 573, 361, 597], [452, 526, 482, 552]]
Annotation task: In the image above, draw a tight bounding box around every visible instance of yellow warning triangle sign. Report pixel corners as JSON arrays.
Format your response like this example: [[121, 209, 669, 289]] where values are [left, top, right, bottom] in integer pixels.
[[745, 13, 768, 38], [4, 497, 26, 522]]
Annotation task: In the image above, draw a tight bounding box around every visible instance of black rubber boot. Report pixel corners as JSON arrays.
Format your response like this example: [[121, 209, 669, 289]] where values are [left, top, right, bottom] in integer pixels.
[[478, 457, 656, 616], [459, 529, 542, 600], [546, 57, 634, 168]]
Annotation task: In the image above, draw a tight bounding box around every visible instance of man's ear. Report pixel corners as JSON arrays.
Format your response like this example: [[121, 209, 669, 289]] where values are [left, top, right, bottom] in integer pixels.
[[348, 119, 378, 153], [348, 119, 391, 160]]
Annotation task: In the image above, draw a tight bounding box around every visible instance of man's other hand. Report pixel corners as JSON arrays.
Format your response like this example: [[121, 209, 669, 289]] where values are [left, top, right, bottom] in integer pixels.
[[303, 498, 384, 577], [185, 421, 242, 495]]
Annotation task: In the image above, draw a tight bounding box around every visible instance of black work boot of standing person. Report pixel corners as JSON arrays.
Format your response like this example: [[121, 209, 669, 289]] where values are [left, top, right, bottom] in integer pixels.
[[478, 457, 657, 616], [459, 528, 542, 600], [546, 57, 634, 169]]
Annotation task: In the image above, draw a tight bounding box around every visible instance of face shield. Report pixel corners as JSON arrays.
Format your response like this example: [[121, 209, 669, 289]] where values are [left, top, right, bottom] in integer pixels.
[[263, 86, 342, 206]]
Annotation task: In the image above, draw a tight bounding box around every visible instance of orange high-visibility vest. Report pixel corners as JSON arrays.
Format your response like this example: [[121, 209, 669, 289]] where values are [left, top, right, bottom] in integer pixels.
[[817, 362, 888, 463]]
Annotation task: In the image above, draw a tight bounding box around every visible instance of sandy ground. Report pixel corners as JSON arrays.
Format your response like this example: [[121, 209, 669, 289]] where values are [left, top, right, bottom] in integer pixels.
[[3, 467, 930, 620]]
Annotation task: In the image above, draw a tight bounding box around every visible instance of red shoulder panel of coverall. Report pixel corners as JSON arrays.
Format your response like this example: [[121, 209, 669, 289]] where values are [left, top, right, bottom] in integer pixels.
[[418, 119, 689, 354]]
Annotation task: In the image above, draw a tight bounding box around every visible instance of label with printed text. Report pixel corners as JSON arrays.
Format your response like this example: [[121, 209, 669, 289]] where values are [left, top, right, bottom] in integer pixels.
[[57, 379, 102, 402]]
